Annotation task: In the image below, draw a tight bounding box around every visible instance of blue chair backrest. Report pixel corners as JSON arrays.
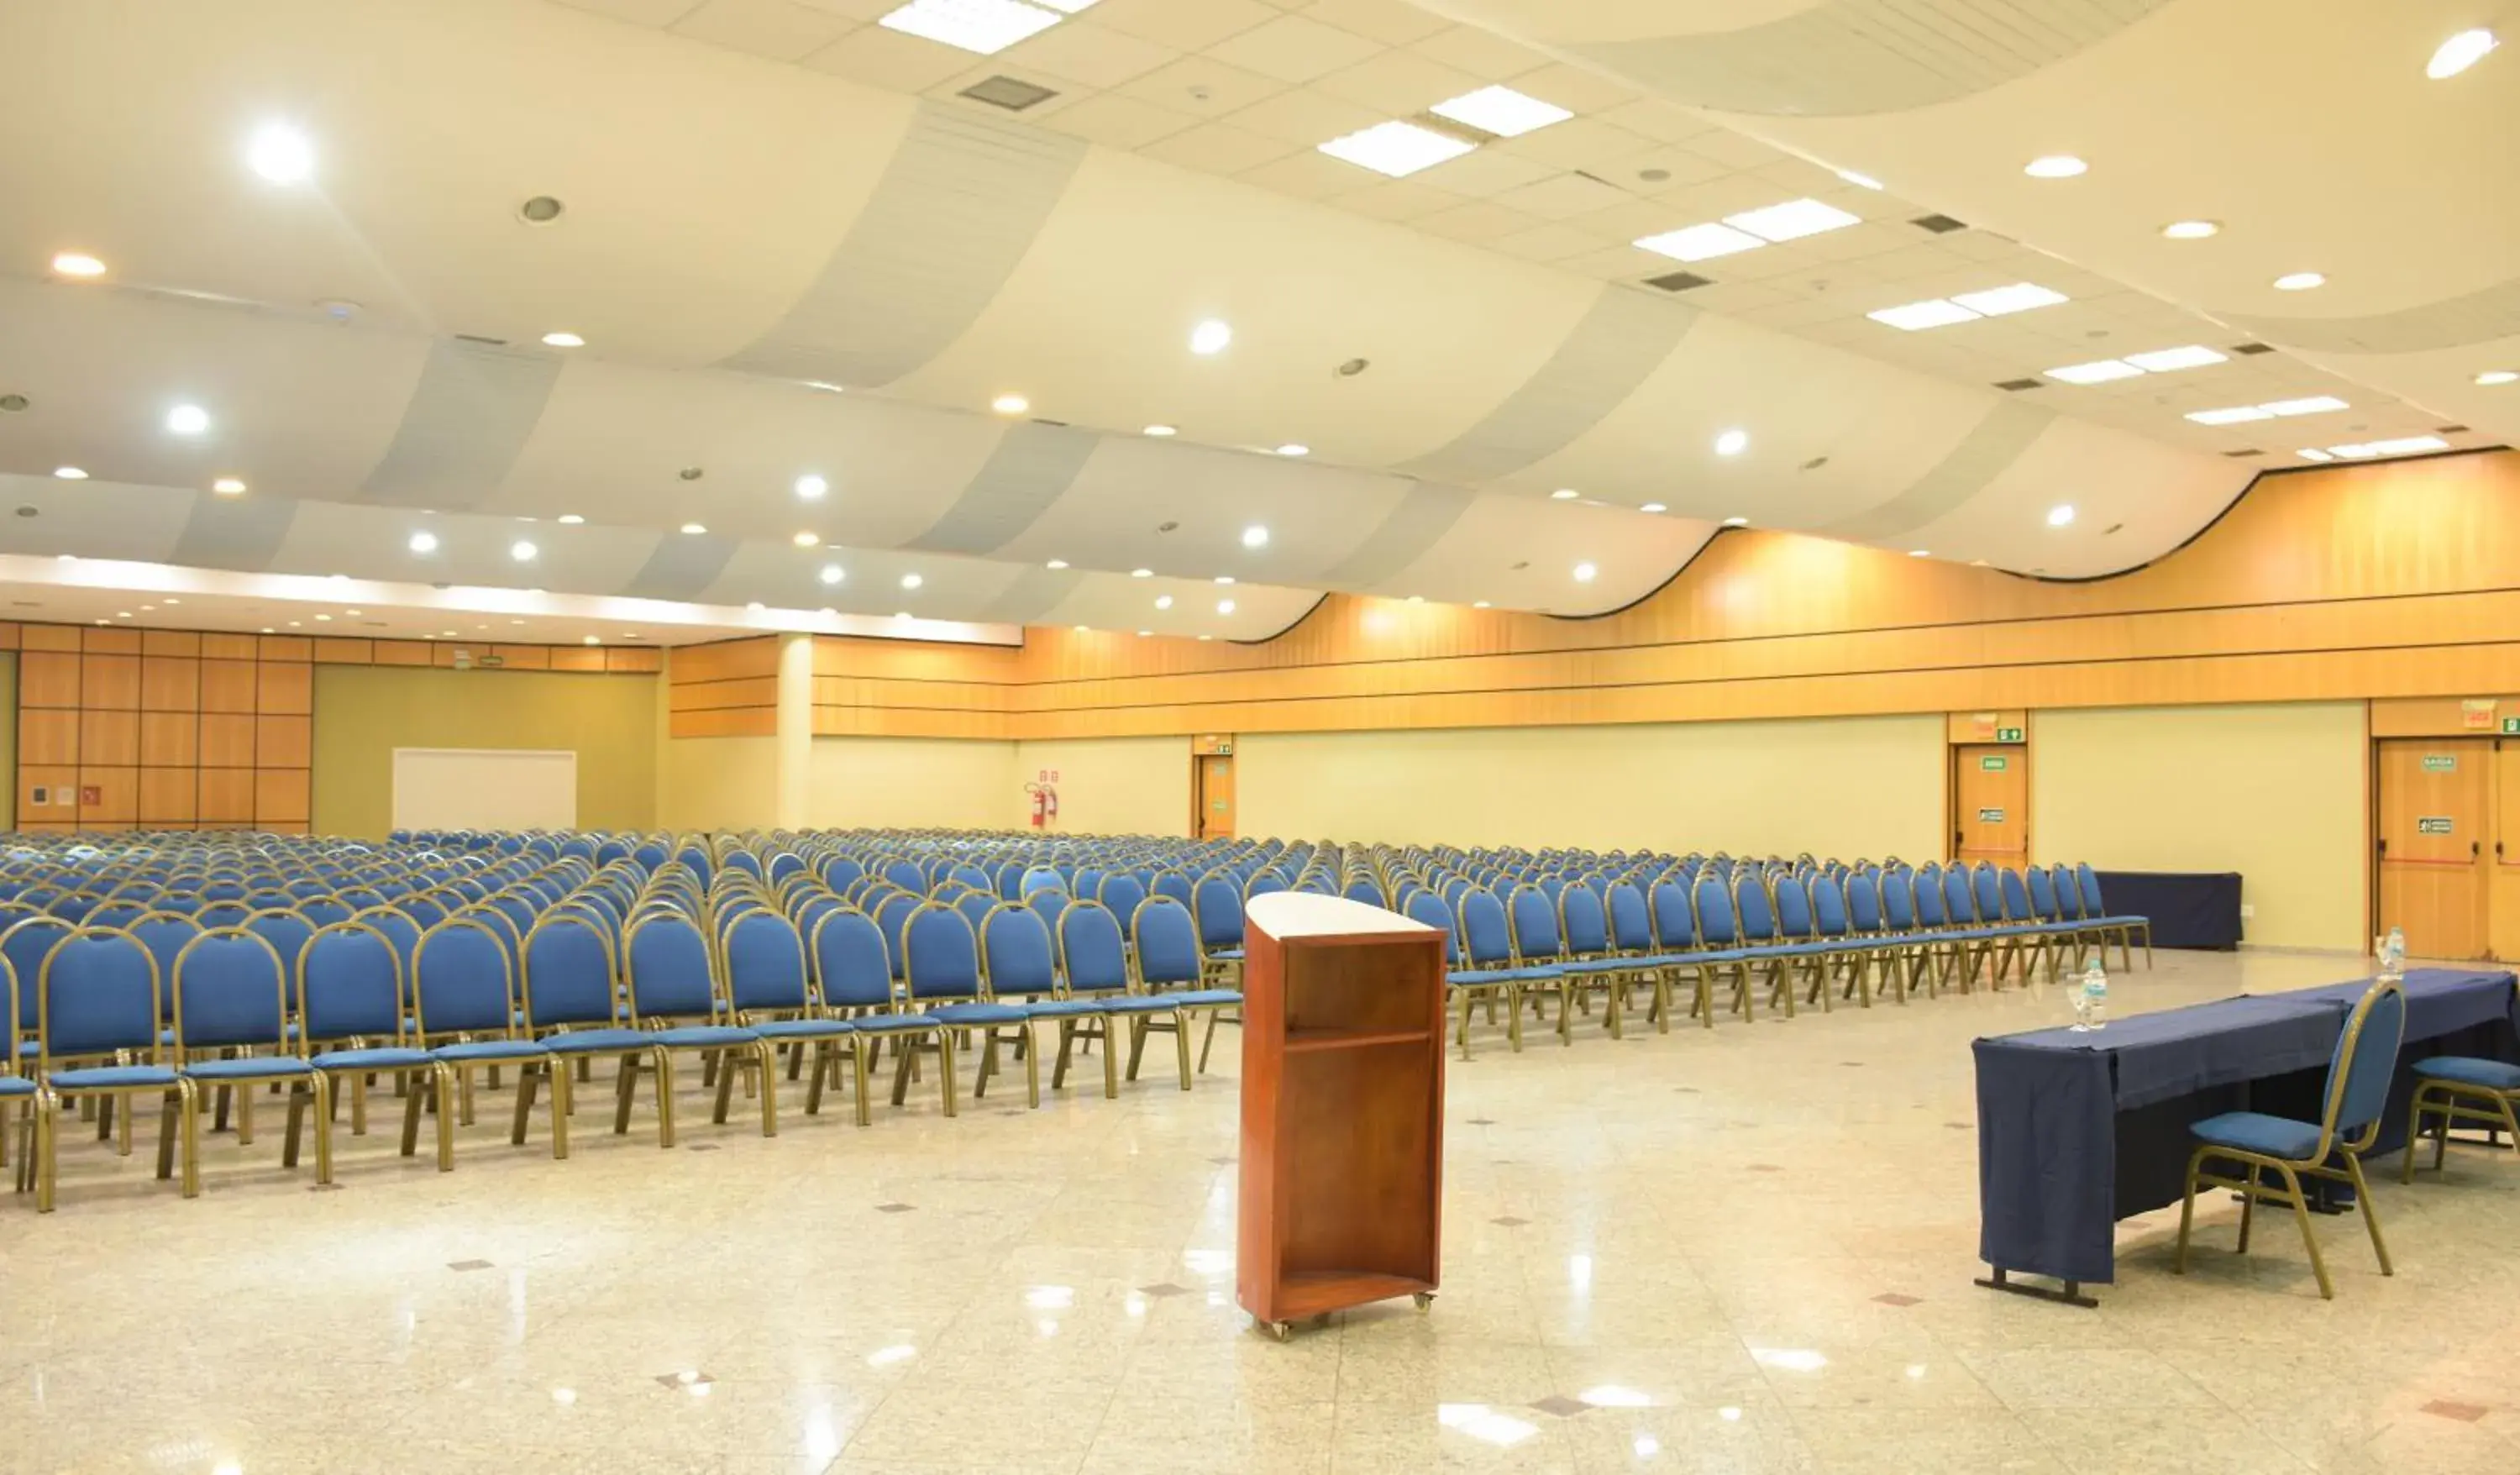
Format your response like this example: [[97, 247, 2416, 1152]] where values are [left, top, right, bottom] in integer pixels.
[[1912, 872, 1949, 927], [1020, 867, 1063, 899], [811, 911, 896, 1010], [1559, 885, 1611, 953], [402, 894, 449, 928], [1098, 874, 1149, 936], [1058, 902, 1131, 995], [2025, 866, 2061, 921], [1809, 875, 1851, 938], [1685, 877, 1731, 947], [1403, 892, 1458, 965], [1341, 875, 1386, 908], [413, 919, 517, 1037], [953, 890, 996, 932], [173, 929, 290, 1052], [2047, 863, 2084, 919], [1605, 882, 1653, 953], [523, 914, 618, 1031], [131, 913, 202, 1013], [2326, 981, 2409, 1146], [1030, 890, 1071, 946], [1459, 890, 1515, 968], [1942, 867, 1979, 924], [1998, 868, 2035, 923], [1647, 882, 1697, 950], [1192, 877, 1243, 951], [1846, 874, 1887, 933], [726, 912, 811, 1014], [1971, 865, 2009, 924], [301, 923, 406, 1043], [87, 901, 145, 930], [627, 914, 722, 1021], [1772, 875, 1816, 940], [1733, 875, 1780, 944], [39, 931, 162, 1063], [1507, 886, 1562, 961], [722, 851, 765, 883], [1246, 873, 1287, 900], [244, 910, 316, 1005], [4, 917, 74, 1032], [981, 905, 1058, 997], [2076, 863, 2108, 917], [1135, 898, 1202, 988], [1152, 871, 1194, 911], [904, 904, 982, 1005]]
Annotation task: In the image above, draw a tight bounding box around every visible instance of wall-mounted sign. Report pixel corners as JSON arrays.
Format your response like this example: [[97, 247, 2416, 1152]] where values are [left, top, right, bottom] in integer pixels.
[[2503, 717, 2520, 736], [1978, 807, 2007, 823], [28, 786, 46, 806], [1980, 755, 2008, 771], [2461, 699, 2496, 730], [79, 785, 101, 806], [2418, 816, 2454, 835], [1996, 727, 2024, 743], [2423, 754, 2459, 771]]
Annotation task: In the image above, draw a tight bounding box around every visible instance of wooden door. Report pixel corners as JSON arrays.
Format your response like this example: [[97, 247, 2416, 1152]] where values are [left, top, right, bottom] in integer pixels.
[[1197, 754, 1236, 840], [2376, 738, 2490, 959], [1952, 745, 2027, 863], [2490, 741, 2520, 961]]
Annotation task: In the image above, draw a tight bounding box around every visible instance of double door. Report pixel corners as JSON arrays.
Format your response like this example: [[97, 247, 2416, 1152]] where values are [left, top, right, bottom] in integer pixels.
[[2374, 738, 2520, 960]]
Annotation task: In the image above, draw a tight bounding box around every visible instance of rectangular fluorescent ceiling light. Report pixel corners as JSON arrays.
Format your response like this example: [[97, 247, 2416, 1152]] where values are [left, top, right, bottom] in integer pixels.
[[1320, 119, 1477, 177], [2045, 360, 2144, 385], [1723, 197, 1861, 243], [2328, 436, 2449, 459], [1634, 222, 1765, 261], [2186, 405, 2275, 425], [2297, 448, 2334, 461], [878, 0, 1063, 54], [1950, 282, 2068, 317], [1032, 0, 1096, 10], [2263, 395, 2349, 417], [1430, 86, 1571, 139], [1868, 297, 1981, 330], [2123, 344, 2227, 372]]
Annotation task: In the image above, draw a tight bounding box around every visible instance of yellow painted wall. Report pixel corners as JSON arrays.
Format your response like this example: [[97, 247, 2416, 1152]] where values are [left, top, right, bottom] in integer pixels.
[[807, 736, 1012, 831], [312, 666, 660, 838], [2033, 702, 2366, 951], [0, 652, 15, 831], [1015, 736, 1191, 837], [1236, 716, 1945, 857], [661, 735, 779, 834]]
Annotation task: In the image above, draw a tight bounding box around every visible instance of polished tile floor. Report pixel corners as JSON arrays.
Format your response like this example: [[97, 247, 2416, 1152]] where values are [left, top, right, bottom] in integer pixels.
[[9, 949, 2520, 1473]]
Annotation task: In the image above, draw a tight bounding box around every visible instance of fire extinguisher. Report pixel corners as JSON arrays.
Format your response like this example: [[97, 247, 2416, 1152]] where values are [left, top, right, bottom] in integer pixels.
[[1027, 782, 1058, 829]]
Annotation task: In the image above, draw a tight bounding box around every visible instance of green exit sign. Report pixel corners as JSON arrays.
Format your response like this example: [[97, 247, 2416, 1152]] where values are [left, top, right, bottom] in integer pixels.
[[1996, 727, 2024, 743], [2504, 717, 2520, 735]]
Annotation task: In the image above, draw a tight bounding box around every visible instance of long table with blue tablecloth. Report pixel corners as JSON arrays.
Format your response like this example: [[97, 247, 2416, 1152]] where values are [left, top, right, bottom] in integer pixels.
[[1972, 967, 2520, 1299]]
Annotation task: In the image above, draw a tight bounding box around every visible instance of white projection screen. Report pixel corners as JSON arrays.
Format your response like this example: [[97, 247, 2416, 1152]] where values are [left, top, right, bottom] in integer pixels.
[[391, 748, 578, 832]]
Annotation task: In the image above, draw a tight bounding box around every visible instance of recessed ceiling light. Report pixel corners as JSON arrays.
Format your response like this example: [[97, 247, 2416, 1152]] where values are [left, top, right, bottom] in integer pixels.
[[792, 531, 821, 548], [1215, 575, 1236, 585], [1868, 298, 1981, 330], [583, 635, 601, 646], [1198, 634, 1213, 641], [1550, 488, 1579, 501], [992, 393, 1029, 415], [1633, 222, 1764, 262], [164, 598, 179, 606], [1908, 549, 1930, 558], [819, 564, 844, 585], [2297, 448, 2335, 462], [1189, 319, 1232, 355], [510, 539, 538, 560], [2329, 435, 2451, 459], [2046, 504, 2076, 527], [286, 620, 301, 628], [1275, 444, 1308, 457], [2024, 155, 2087, 178], [1319, 119, 1476, 178], [211, 476, 247, 496], [118, 611, 133, 620], [1073, 624, 1089, 633], [1431, 85, 1572, 138], [1572, 562, 1598, 582], [313, 613, 332, 622], [877, 0, 1062, 56], [2428, 28, 2498, 79], [746, 601, 765, 613], [558, 513, 584, 524], [2187, 406, 2275, 425], [260, 627, 275, 634], [1724, 197, 1861, 243], [165, 404, 211, 435], [805, 381, 845, 394], [1714, 428, 1749, 457], [2045, 360, 2143, 385], [2160, 219, 2220, 239], [2273, 271, 2326, 291], [900, 573, 923, 590], [2263, 395, 2349, 417], [1950, 282, 2067, 317], [541, 331, 584, 348], [53, 466, 88, 480], [1216, 598, 1237, 615], [795, 474, 828, 501], [1131, 567, 1152, 578], [1473, 600, 1491, 609], [680, 522, 706, 535], [344, 608, 359, 616], [1722, 516, 1748, 527], [1143, 424, 1177, 437], [246, 122, 314, 184], [1154, 595, 1173, 610], [1404, 595, 1425, 605], [407, 531, 438, 554], [1640, 502, 1667, 513], [2123, 344, 2227, 372], [1045, 558, 1068, 570], [2474, 370, 2516, 386], [50, 251, 106, 277], [1241, 525, 1268, 549], [1835, 169, 1883, 190]]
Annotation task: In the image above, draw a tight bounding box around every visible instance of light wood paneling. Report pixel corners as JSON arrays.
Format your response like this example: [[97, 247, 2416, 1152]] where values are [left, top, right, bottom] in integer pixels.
[[2377, 738, 2492, 958], [255, 714, 312, 768], [20, 709, 79, 766], [78, 710, 139, 767], [79, 653, 141, 709], [139, 767, 197, 823], [670, 707, 778, 738], [675, 638, 780, 685], [199, 714, 255, 768], [140, 656, 200, 711], [492, 644, 551, 671], [141, 631, 201, 659], [19, 651, 81, 707], [200, 633, 257, 659], [255, 768, 310, 825], [256, 661, 312, 714], [197, 769, 254, 822], [200, 660, 257, 713], [606, 648, 663, 674], [548, 647, 606, 673], [81, 628, 141, 656], [312, 638, 374, 664], [21, 626, 81, 654], [140, 711, 198, 766], [77, 765, 137, 823], [372, 641, 432, 667]]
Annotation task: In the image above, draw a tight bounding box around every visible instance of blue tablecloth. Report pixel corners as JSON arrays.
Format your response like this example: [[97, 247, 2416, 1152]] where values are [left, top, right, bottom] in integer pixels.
[[1974, 968, 2518, 1286]]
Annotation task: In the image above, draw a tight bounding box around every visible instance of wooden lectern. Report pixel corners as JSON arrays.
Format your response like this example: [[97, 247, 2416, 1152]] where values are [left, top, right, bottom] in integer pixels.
[[1236, 891, 1446, 1339]]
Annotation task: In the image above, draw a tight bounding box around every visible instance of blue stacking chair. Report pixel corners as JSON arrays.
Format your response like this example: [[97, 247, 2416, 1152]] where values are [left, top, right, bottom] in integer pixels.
[[977, 902, 1084, 1097], [1768, 874, 1842, 1013], [2073, 864, 2152, 970], [298, 921, 452, 1169], [1097, 874, 1149, 940], [1605, 881, 1679, 1036], [811, 908, 936, 1124], [4, 916, 73, 1073], [1554, 884, 1638, 1040], [1, 954, 34, 1188], [1191, 874, 1245, 984], [624, 914, 775, 1142], [1504, 884, 1576, 1046], [1046, 901, 1177, 1096], [414, 919, 569, 1158], [724, 911, 861, 1121], [521, 914, 670, 1148], [1725, 873, 1799, 1020], [31, 930, 197, 1211], [903, 902, 1036, 1110], [2176, 979, 2407, 1299], [1132, 897, 1241, 1087], [1453, 890, 1541, 1056], [171, 929, 332, 1188]]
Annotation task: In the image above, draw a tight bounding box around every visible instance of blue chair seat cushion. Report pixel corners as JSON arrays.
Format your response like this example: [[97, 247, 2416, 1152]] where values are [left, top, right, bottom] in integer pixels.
[[748, 1017, 857, 1040], [537, 1028, 658, 1054], [1161, 989, 1242, 1008], [650, 1025, 760, 1049], [927, 1003, 1031, 1026], [433, 1039, 554, 1063], [851, 1013, 943, 1034], [48, 1063, 181, 1091], [2413, 1056, 2520, 1091], [183, 1055, 313, 1081], [312, 1047, 436, 1071], [2191, 1110, 2323, 1162], [1448, 968, 1530, 988], [0, 1076, 37, 1098], [1206, 947, 1244, 962]]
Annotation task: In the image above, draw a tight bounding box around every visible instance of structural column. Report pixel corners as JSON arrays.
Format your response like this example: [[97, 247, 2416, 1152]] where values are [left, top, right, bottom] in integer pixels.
[[774, 633, 812, 830]]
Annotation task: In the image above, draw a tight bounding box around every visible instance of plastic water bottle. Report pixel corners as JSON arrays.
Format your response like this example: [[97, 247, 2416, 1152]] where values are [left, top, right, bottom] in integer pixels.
[[2078, 959, 2108, 1031], [2380, 926, 2407, 983]]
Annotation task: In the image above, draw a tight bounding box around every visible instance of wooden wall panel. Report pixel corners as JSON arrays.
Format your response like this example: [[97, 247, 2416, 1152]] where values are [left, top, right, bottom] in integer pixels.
[[81, 628, 142, 657], [255, 769, 310, 825], [256, 661, 312, 714], [78, 710, 139, 766], [372, 641, 431, 667], [198, 769, 254, 823], [140, 656, 200, 711], [141, 631, 201, 659], [255, 715, 312, 769], [19, 651, 81, 707], [199, 714, 256, 768], [200, 659, 257, 713], [140, 712, 198, 766], [139, 768, 197, 824], [548, 647, 606, 673], [20, 626, 81, 653], [20, 710, 79, 766]]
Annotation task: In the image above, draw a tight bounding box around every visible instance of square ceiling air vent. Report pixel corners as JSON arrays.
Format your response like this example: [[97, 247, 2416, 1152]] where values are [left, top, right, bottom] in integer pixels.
[[2230, 341, 2275, 355], [1642, 270, 1711, 292], [453, 333, 509, 346], [1911, 213, 1967, 234], [2437, 424, 2470, 434], [1993, 377, 2041, 391], [961, 75, 1058, 112], [2221, 448, 2265, 457]]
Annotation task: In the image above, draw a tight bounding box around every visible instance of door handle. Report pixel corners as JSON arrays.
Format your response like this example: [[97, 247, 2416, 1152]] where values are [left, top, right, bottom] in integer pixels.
[[2475, 841, 2484, 859]]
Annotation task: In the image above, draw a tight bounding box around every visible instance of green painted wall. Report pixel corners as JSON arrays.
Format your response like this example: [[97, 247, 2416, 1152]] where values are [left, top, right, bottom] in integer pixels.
[[312, 665, 659, 838], [0, 652, 15, 831]]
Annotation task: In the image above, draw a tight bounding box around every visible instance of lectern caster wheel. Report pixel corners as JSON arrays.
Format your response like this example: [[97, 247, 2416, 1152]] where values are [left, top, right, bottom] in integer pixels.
[[1267, 1320, 1293, 1342], [1413, 1292, 1436, 1310]]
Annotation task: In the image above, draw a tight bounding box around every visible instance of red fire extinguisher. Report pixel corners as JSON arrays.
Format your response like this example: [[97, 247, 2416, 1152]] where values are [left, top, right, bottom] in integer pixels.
[[1027, 781, 1058, 829]]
